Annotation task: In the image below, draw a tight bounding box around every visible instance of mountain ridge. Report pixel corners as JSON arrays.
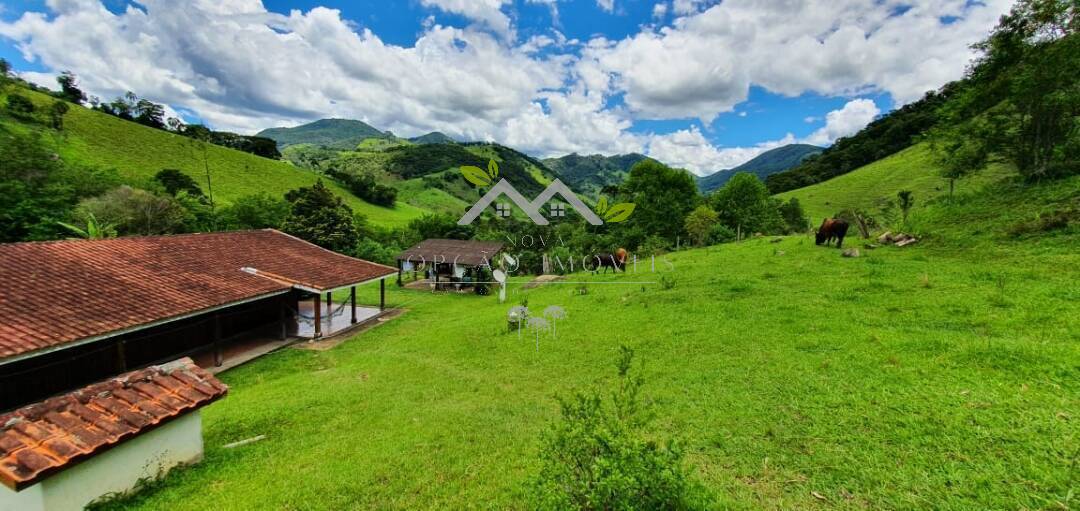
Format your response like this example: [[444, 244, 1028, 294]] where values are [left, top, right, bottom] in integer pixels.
[[698, 143, 823, 193]]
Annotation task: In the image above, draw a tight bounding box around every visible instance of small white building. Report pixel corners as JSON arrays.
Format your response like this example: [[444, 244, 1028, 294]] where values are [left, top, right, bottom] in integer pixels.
[[0, 358, 227, 511]]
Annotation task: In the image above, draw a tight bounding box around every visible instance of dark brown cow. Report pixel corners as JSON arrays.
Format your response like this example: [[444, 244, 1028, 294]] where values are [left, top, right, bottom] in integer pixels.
[[816, 218, 850, 248], [594, 248, 628, 273]]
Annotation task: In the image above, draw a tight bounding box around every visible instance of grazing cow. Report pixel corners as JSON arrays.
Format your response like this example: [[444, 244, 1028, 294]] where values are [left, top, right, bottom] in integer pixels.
[[816, 218, 850, 248], [594, 248, 628, 273]]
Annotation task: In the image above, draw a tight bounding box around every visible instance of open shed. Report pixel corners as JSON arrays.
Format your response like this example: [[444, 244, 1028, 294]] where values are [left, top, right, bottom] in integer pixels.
[[396, 239, 504, 291]]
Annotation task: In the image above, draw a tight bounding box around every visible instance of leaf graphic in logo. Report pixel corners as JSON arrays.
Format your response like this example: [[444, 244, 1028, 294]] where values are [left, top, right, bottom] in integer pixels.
[[487, 159, 499, 179], [603, 203, 636, 223], [596, 196, 609, 215], [461, 165, 492, 187]]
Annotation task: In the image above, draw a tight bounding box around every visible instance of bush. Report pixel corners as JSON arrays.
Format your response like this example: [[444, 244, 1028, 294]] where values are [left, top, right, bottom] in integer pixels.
[[221, 193, 290, 230], [528, 346, 705, 510], [6, 93, 35, 119], [77, 186, 189, 236], [707, 223, 736, 244]]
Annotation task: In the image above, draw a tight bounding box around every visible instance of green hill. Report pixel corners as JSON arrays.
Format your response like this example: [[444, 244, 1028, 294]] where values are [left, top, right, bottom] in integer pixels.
[[698, 144, 822, 194], [775, 143, 1015, 223], [409, 131, 456, 144], [1, 87, 425, 227], [543, 153, 649, 196], [257, 118, 387, 149]]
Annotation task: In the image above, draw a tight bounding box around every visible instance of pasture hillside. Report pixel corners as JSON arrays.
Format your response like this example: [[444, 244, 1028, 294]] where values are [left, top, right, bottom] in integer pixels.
[[775, 143, 1015, 223], [97, 175, 1079, 510], [0, 87, 426, 227]]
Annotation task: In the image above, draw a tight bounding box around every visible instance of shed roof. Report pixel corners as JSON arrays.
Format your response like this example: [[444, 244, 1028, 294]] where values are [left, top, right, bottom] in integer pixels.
[[0, 230, 395, 362], [0, 358, 226, 491], [397, 239, 504, 267]]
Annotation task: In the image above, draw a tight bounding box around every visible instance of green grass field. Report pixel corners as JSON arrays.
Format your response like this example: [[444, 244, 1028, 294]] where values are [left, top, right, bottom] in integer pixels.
[[99, 177, 1079, 510], [775, 143, 1015, 224], [1, 88, 426, 227]]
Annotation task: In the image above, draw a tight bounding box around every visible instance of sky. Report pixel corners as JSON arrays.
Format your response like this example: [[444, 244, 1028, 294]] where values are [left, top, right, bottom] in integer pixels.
[[0, 0, 1013, 175]]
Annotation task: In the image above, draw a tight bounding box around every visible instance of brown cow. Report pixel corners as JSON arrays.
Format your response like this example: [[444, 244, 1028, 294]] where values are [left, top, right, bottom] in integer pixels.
[[594, 248, 628, 273], [816, 218, 849, 248]]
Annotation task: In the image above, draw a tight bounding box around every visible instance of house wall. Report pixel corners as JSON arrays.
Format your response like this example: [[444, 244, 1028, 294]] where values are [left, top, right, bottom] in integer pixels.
[[0, 292, 298, 411], [0, 412, 204, 511]]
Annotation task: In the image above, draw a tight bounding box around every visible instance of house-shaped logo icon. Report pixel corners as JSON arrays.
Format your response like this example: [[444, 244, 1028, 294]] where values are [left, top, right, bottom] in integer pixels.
[[458, 179, 603, 226]]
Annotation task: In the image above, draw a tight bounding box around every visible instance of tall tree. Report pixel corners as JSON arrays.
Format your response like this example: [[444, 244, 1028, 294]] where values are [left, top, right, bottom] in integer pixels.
[[617, 159, 699, 240], [708, 172, 783, 239], [56, 71, 86, 105], [282, 180, 360, 253]]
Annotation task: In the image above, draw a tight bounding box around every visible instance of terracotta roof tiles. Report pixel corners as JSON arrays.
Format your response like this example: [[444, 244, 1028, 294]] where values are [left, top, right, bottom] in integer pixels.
[[0, 358, 226, 491], [0, 229, 396, 361]]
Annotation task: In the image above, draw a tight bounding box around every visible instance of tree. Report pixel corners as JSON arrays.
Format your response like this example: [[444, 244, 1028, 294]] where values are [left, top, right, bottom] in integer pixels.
[[708, 172, 783, 239], [0, 59, 11, 86], [76, 186, 189, 236], [618, 159, 699, 239], [48, 101, 69, 130], [777, 197, 809, 233], [683, 205, 719, 246], [282, 180, 360, 253], [528, 346, 704, 510], [222, 193, 290, 230], [134, 99, 166, 129], [56, 71, 86, 104], [897, 190, 915, 224], [154, 169, 205, 199]]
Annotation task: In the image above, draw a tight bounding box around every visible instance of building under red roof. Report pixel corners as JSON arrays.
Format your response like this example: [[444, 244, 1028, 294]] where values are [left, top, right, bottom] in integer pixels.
[[0, 230, 395, 411], [0, 358, 227, 509]]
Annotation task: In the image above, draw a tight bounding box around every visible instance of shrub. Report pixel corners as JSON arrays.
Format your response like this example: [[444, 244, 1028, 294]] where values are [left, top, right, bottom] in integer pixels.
[[528, 346, 705, 510], [77, 186, 189, 236], [154, 169, 205, 199], [221, 193, 290, 230], [6, 93, 35, 119]]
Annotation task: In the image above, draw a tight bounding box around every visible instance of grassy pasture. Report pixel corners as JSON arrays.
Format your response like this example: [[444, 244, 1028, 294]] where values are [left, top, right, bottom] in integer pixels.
[[776, 143, 1015, 224], [99, 178, 1079, 510], [0, 88, 426, 227]]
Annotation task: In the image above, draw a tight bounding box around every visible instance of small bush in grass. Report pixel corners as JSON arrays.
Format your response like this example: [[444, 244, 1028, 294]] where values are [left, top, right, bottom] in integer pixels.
[[527, 346, 706, 510]]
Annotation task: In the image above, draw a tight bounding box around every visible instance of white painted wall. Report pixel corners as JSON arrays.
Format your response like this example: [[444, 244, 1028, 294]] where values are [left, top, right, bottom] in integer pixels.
[[0, 411, 205, 511]]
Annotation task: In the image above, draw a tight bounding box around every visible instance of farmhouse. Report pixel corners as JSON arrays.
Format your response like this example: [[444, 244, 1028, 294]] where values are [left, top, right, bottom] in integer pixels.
[[396, 239, 504, 290], [0, 230, 396, 412]]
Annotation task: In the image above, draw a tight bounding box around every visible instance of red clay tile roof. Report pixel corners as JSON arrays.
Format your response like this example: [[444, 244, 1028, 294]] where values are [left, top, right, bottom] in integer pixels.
[[0, 230, 395, 361], [397, 239, 505, 266], [0, 357, 226, 491]]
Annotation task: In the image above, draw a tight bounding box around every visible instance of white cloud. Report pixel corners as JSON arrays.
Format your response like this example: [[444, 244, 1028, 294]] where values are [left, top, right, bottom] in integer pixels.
[[584, 0, 1012, 122], [646, 126, 795, 175], [0, 0, 1007, 173], [652, 3, 668, 19], [646, 98, 880, 175], [419, 0, 513, 38], [803, 98, 880, 146]]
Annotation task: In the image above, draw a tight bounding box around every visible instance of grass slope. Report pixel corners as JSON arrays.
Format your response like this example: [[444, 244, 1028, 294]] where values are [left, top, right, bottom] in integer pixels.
[[4, 89, 425, 227], [775, 143, 1014, 223], [100, 177, 1078, 510]]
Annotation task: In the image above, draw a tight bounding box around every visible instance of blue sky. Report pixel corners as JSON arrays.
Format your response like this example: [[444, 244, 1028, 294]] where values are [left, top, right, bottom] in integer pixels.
[[0, 0, 1007, 174]]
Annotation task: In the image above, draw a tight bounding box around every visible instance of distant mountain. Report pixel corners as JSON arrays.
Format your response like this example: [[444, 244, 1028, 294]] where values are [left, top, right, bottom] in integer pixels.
[[257, 119, 387, 149], [698, 144, 823, 194], [409, 131, 456, 145], [544, 153, 650, 196]]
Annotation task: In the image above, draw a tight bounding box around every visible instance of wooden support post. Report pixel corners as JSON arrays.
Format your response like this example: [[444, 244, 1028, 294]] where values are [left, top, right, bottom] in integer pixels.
[[326, 291, 332, 317], [350, 286, 357, 324], [313, 294, 322, 339], [278, 298, 288, 340], [380, 279, 386, 311], [397, 260, 403, 287], [213, 313, 223, 367]]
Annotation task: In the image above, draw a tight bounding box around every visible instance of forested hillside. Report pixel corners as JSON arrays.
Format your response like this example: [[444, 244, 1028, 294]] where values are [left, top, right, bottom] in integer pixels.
[[698, 144, 822, 193], [543, 153, 649, 196], [258, 118, 388, 149]]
